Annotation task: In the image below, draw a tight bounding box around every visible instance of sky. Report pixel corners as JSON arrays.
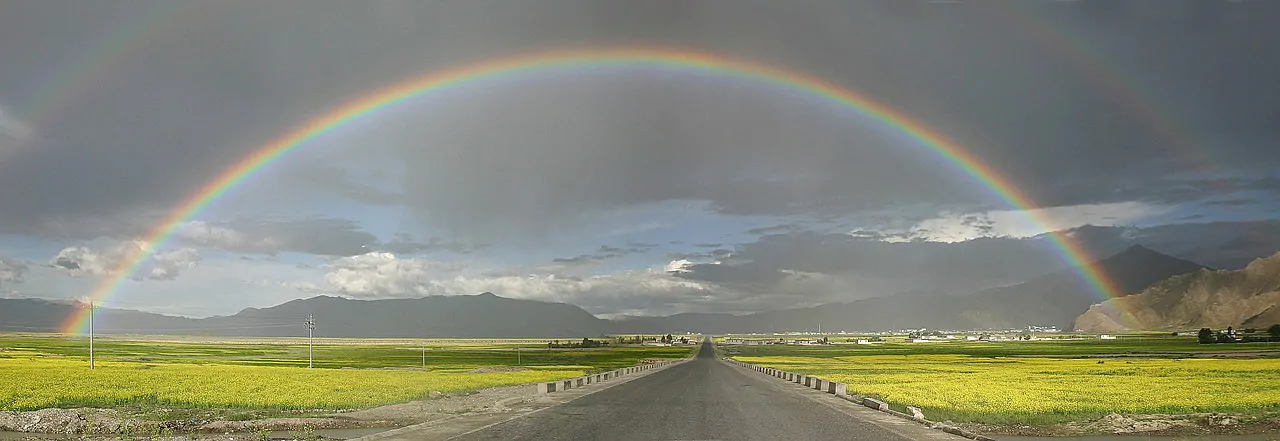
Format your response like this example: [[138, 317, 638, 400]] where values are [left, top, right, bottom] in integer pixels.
[[1, 0, 1278, 319]]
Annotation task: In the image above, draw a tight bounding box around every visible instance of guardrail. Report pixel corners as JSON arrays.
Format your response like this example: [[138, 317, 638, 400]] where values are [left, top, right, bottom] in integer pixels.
[[535, 358, 684, 394], [721, 357, 995, 441]]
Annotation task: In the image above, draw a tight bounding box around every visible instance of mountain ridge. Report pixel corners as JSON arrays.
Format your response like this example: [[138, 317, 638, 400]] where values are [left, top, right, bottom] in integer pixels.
[[1074, 251, 1280, 332], [0, 246, 1219, 336]]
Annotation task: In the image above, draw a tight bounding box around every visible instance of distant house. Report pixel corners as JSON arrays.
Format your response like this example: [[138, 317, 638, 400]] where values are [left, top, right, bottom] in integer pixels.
[[723, 338, 745, 345], [965, 335, 980, 341], [1099, 335, 1117, 340]]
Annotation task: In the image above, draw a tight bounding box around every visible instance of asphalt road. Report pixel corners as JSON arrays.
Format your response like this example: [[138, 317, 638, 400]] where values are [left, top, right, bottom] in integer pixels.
[[449, 341, 962, 441]]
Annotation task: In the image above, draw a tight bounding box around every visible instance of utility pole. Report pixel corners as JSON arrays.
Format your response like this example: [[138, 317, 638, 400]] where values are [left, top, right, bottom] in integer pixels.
[[517, 346, 522, 366], [421, 341, 426, 369], [305, 314, 316, 368], [87, 301, 97, 370]]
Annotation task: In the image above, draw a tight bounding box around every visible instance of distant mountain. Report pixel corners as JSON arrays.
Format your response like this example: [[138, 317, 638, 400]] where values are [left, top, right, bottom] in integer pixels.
[[609, 246, 1207, 333], [940, 245, 1208, 330], [200, 293, 612, 338], [1075, 252, 1280, 332], [0, 293, 612, 338], [0, 297, 197, 333], [0, 246, 1212, 336]]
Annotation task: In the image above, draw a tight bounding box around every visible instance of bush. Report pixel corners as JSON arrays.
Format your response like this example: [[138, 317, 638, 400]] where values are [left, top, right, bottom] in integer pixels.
[[1197, 328, 1215, 344]]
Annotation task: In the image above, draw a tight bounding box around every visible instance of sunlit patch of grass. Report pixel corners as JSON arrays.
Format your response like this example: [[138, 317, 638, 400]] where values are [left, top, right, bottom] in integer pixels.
[[0, 334, 694, 411], [729, 340, 1280, 425]]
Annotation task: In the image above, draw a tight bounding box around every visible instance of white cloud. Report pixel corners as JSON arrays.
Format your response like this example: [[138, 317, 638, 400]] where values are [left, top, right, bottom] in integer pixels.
[[322, 252, 468, 296], [172, 221, 273, 251], [316, 252, 723, 315], [664, 259, 694, 273], [49, 240, 201, 280], [888, 201, 1175, 242], [1, 258, 27, 288]]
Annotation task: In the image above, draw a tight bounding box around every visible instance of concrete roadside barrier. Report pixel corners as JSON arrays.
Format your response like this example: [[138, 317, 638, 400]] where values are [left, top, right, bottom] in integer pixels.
[[725, 357, 996, 441], [536, 357, 689, 395], [862, 397, 888, 411]]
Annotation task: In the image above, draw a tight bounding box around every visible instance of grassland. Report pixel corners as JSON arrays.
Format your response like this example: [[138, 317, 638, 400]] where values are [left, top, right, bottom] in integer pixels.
[[0, 333, 693, 412], [724, 335, 1280, 427]]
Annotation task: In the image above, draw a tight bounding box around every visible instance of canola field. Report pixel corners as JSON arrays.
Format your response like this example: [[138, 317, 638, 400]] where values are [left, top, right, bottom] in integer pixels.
[[727, 338, 1280, 424], [0, 334, 693, 411]]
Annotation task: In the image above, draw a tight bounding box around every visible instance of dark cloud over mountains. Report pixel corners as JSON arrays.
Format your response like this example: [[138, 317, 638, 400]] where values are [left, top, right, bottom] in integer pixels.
[[1, 1, 1278, 316]]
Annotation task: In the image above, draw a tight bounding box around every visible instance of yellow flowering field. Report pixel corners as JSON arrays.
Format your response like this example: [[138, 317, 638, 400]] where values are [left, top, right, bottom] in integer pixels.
[[0, 356, 582, 411], [735, 354, 1280, 423]]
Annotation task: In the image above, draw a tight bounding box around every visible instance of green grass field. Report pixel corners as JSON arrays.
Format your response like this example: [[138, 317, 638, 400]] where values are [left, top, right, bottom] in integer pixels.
[[724, 336, 1280, 425], [0, 334, 694, 411]]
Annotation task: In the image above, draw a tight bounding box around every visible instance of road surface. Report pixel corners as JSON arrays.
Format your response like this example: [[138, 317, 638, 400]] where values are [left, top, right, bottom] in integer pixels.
[[447, 340, 962, 441]]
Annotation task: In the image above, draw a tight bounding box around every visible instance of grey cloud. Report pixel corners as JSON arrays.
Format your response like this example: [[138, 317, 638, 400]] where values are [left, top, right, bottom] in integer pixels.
[[0, 1, 1278, 316], [666, 248, 732, 261], [0, 259, 27, 288], [48, 242, 200, 281], [1068, 221, 1280, 270], [665, 220, 1280, 308], [552, 242, 655, 265], [370, 234, 479, 256], [747, 224, 803, 235], [4, 1, 1272, 242], [1201, 198, 1257, 207], [176, 219, 376, 256]]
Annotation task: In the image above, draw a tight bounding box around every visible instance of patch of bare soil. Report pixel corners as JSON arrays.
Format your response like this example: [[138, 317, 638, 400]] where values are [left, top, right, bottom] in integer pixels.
[[0, 383, 543, 439], [955, 412, 1280, 437]]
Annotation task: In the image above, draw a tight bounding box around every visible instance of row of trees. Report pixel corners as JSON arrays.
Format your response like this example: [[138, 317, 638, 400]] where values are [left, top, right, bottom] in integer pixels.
[[547, 338, 609, 348], [1197, 325, 1280, 344], [611, 334, 689, 345]]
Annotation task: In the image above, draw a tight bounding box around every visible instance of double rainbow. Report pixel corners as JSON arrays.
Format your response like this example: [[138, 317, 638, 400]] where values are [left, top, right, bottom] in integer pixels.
[[61, 47, 1122, 333]]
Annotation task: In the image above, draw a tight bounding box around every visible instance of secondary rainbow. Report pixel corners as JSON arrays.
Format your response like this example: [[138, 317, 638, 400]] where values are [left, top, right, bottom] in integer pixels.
[[977, 2, 1215, 174], [62, 46, 1124, 333], [13, 2, 205, 150]]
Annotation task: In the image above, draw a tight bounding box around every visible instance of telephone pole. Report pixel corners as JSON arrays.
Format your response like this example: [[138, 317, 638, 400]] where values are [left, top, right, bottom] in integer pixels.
[[87, 301, 97, 370], [305, 314, 316, 368]]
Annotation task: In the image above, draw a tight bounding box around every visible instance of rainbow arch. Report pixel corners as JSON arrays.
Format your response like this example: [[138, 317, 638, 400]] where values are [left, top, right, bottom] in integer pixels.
[[62, 46, 1123, 333]]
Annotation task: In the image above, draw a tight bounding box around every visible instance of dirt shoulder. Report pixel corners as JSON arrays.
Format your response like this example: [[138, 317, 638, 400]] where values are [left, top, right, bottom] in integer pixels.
[[954, 412, 1280, 437], [0, 383, 541, 438]]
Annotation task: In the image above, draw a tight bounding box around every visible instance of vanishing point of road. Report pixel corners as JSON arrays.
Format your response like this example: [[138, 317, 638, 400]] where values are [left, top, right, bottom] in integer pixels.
[[440, 340, 965, 441]]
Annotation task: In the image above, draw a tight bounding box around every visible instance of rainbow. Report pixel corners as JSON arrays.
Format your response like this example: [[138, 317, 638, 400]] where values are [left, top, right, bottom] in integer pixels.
[[977, 2, 1214, 174], [12, 2, 203, 150], [61, 46, 1124, 333]]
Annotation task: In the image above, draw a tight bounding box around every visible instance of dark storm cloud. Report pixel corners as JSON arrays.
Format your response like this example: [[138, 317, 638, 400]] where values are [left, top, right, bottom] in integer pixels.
[[664, 220, 1280, 306], [0, 0, 1277, 248], [672, 231, 1077, 298]]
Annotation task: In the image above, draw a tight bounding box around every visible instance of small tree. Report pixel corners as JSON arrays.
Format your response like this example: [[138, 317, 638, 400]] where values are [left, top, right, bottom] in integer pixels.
[[1268, 324, 1280, 340], [1197, 328, 1215, 344]]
